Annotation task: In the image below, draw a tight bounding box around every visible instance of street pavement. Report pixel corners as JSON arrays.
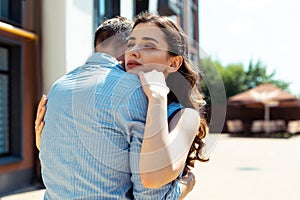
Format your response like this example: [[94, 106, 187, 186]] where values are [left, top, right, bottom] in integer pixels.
[[185, 133, 300, 200], [2, 134, 300, 200]]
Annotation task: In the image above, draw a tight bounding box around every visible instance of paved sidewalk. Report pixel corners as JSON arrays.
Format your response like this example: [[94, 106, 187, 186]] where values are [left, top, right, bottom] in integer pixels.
[[1, 189, 45, 200], [185, 134, 300, 200], [2, 134, 300, 200]]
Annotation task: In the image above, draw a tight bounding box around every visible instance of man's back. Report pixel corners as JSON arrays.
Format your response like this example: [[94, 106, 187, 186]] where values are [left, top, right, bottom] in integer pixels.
[[40, 53, 180, 200]]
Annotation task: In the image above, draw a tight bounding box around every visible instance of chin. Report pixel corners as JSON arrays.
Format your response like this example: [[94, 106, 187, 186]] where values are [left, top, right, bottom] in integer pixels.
[[127, 69, 140, 75]]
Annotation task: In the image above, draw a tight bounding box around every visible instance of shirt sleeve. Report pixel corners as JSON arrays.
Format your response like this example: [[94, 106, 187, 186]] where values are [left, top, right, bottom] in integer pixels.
[[115, 76, 182, 199], [165, 180, 182, 199]]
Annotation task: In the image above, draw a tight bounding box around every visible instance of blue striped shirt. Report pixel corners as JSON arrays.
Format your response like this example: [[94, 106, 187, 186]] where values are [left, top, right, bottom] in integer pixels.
[[40, 53, 181, 200]]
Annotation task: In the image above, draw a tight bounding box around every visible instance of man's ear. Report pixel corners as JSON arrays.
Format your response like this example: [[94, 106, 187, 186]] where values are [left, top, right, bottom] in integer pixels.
[[167, 56, 183, 73]]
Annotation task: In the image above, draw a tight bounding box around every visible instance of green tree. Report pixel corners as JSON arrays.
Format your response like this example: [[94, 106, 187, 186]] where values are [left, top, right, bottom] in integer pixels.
[[199, 58, 226, 104], [243, 60, 289, 91], [199, 58, 291, 103], [221, 63, 245, 97]]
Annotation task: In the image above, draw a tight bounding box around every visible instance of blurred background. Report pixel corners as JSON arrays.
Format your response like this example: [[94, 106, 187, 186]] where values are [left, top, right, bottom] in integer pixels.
[[0, 0, 299, 199]]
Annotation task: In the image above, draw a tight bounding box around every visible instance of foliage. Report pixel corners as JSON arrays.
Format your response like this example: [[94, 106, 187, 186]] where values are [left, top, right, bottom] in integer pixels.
[[199, 58, 226, 104], [199, 57, 291, 104], [243, 60, 289, 91]]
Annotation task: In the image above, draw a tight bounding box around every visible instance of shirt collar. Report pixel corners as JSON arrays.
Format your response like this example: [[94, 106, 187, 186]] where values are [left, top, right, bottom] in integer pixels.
[[86, 52, 124, 71]]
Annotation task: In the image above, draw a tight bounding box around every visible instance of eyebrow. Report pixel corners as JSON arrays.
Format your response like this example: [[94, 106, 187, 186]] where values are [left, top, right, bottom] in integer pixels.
[[127, 36, 159, 43]]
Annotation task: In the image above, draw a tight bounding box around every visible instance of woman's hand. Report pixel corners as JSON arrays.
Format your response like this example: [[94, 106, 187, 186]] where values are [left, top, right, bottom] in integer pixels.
[[178, 170, 196, 199], [138, 70, 169, 99], [35, 95, 47, 151]]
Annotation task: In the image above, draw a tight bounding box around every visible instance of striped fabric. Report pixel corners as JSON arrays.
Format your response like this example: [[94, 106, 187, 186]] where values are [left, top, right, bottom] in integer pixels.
[[40, 53, 181, 200]]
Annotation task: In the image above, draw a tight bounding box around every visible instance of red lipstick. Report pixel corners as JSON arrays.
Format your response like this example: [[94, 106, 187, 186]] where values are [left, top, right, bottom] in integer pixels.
[[126, 60, 142, 69]]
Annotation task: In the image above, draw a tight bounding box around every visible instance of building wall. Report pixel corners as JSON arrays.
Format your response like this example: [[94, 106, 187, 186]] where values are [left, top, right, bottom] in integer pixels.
[[120, 0, 135, 19], [0, 0, 41, 194], [42, 0, 94, 93], [41, 0, 200, 93]]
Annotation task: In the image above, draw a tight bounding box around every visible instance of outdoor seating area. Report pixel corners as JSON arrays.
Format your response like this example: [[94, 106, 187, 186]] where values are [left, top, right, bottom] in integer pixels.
[[226, 119, 300, 137], [251, 120, 286, 133], [225, 83, 300, 137], [226, 120, 243, 133], [287, 120, 300, 134]]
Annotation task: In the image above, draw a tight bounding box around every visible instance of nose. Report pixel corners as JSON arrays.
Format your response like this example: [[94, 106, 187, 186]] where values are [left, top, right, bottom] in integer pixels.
[[128, 45, 140, 58]]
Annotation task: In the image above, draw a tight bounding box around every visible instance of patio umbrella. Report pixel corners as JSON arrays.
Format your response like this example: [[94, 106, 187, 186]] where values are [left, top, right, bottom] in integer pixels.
[[228, 83, 300, 108], [228, 83, 300, 132]]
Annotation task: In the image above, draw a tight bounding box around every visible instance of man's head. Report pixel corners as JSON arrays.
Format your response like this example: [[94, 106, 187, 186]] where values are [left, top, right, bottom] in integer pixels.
[[94, 16, 133, 64]]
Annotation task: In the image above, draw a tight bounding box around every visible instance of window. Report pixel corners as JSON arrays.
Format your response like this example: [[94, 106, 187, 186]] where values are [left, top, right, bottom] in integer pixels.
[[178, 0, 184, 29], [158, 0, 181, 16], [0, 46, 9, 155], [135, 0, 149, 16], [0, 0, 39, 192], [94, 0, 120, 30], [0, 0, 9, 19], [0, 0, 23, 26], [189, 0, 197, 42], [0, 42, 22, 161]]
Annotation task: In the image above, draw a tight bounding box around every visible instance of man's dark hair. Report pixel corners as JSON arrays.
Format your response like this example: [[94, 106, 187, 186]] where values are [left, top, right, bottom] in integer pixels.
[[94, 16, 133, 48]]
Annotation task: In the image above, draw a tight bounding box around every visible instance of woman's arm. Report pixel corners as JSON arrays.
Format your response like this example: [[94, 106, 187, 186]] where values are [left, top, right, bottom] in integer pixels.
[[138, 70, 200, 188], [35, 95, 47, 150]]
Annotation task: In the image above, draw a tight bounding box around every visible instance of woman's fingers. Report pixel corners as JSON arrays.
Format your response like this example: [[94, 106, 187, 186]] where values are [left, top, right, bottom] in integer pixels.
[[36, 95, 47, 117], [35, 95, 47, 150], [138, 70, 169, 97], [35, 96, 47, 128], [35, 120, 45, 151]]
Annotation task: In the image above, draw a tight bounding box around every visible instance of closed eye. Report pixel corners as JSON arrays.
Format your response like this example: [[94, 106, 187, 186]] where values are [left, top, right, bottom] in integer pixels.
[[126, 43, 135, 49], [144, 44, 156, 49]]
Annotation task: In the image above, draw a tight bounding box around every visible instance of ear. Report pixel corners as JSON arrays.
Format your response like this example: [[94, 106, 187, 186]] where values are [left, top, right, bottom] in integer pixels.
[[167, 56, 183, 73]]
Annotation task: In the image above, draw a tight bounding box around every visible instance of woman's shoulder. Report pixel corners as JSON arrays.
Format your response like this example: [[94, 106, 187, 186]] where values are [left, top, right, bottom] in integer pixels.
[[168, 103, 200, 134]]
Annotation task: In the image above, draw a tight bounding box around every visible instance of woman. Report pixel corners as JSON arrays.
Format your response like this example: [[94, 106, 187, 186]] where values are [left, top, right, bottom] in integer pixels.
[[125, 12, 209, 188], [35, 12, 208, 189]]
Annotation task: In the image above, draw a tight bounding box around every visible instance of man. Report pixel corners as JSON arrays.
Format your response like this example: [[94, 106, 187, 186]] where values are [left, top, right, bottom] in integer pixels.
[[37, 16, 194, 199]]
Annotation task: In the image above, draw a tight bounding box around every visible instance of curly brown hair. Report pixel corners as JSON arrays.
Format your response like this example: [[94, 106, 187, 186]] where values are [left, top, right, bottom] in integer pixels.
[[133, 12, 209, 168]]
